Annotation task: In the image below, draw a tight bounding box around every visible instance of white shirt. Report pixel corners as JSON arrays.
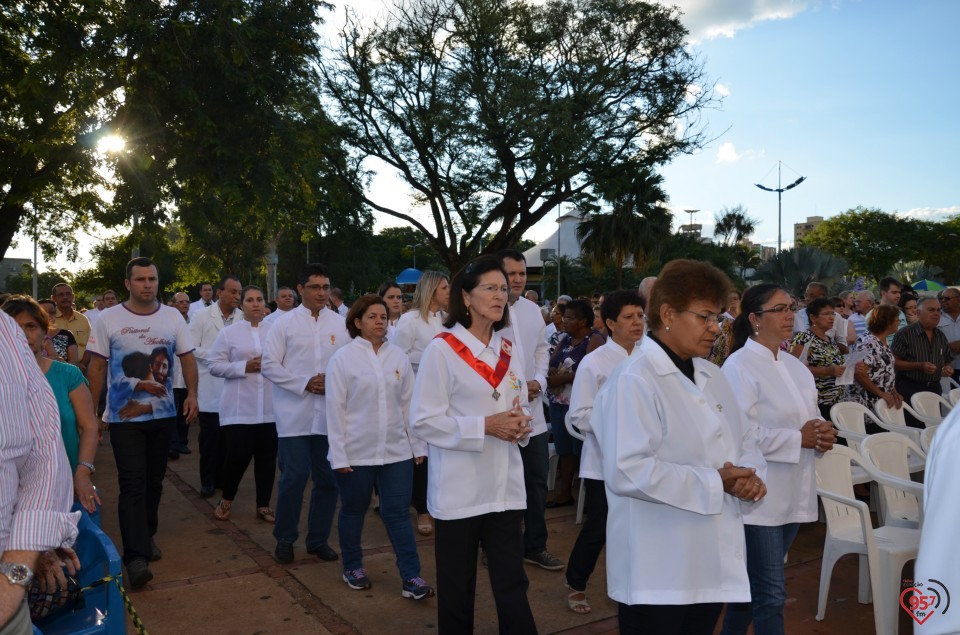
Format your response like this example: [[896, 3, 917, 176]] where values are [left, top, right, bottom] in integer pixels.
[[325, 338, 426, 469], [261, 305, 349, 437], [337, 303, 349, 317], [721, 337, 820, 526], [500, 297, 549, 436], [391, 309, 445, 373], [207, 320, 275, 425], [190, 303, 243, 413], [187, 299, 213, 319], [592, 335, 765, 605], [84, 307, 100, 327], [938, 311, 960, 370], [263, 308, 291, 324], [411, 323, 529, 520], [915, 407, 960, 635], [569, 337, 634, 480]]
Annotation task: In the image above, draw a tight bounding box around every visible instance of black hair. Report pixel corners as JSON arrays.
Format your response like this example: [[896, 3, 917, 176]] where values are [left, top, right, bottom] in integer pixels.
[[564, 298, 595, 324], [730, 283, 783, 354], [217, 275, 241, 291], [126, 257, 156, 280], [297, 263, 331, 287], [879, 276, 902, 293], [600, 289, 645, 325], [495, 249, 526, 264], [806, 297, 835, 319]]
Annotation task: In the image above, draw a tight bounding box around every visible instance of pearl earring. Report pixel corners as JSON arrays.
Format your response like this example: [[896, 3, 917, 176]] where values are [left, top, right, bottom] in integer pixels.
[[466, 306, 471, 315], [754, 323, 760, 335], [665, 324, 671, 331]]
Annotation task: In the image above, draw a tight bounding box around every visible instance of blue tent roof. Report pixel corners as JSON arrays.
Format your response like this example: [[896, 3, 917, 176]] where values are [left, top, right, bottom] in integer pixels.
[[396, 268, 422, 285]]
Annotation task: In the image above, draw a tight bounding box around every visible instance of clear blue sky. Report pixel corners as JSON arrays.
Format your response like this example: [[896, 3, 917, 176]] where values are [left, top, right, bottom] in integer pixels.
[[12, 0, 959, 266]]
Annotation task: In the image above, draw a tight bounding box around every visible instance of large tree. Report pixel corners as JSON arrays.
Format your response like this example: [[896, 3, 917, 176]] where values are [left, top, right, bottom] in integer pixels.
[[576, 164, 671, 288], [0, 0, 124, 260], [320, 0, 716, 271], [799, 206, 934, 283], [754, 246, 848, 297]]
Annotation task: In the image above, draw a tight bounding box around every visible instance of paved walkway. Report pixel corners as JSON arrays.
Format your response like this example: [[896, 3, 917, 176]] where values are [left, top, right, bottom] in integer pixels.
[[87, 430, 911, 634]]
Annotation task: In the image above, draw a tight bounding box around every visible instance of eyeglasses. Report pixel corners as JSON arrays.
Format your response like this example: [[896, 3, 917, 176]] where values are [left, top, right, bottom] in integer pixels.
[[303, 284, 330, 291], [682, 310, 721, 326], [755, 304, 796, 315], [476, 284, 508, 295]]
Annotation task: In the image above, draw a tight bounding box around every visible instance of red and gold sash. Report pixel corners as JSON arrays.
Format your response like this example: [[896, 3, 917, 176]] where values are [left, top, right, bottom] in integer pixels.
[[436, 332, 513, 400]]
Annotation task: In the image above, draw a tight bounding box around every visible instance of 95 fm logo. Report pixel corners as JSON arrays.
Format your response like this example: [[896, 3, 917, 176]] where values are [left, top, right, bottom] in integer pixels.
[[901, 578, 951, 626]]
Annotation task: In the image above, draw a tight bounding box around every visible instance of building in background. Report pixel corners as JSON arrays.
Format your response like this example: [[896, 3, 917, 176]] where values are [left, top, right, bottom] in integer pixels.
[[794, 215, 823, 244]]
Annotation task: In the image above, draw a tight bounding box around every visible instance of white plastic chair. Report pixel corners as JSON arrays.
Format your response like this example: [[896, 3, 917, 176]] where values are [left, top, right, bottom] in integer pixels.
[[910, 391, 952, 423], [859, 433, 925, 529], [830, 402, 923, 476], [815, 445, 920, 635], [564, 412, 586, 525], [871, 401, 929, 445], [948, 387, 960, 407], [919, 424, 938, 454]]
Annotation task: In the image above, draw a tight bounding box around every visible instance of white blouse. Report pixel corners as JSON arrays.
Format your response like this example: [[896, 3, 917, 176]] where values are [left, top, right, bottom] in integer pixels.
[[325, 337, 426, 469], [569, 337, 634, 480], [411, 323, 529, 521], [261, 305, 349, 437], [721, 337, 820, 526], [391, 309, 444, 373], [500, 297, 550, 436], [208, 320, 275, 425], [592, 336, 766, 605]]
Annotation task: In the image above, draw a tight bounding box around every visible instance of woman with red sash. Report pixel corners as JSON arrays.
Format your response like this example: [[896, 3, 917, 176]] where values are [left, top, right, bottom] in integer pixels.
[[411, 255, 538, 634]]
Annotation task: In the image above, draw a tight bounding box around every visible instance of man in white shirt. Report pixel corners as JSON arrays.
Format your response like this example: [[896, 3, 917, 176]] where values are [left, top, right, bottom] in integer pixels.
[[190, 276, 243, 497], [792, 281, 827, 334], [188, 283, 215, 319], [497, 250, 564, 571], [867, 276, 907, 345], [330, 288, 349, 317], [84, 293, 104, 326], [262, 263, 348, 564], [264, 286, 297, 324]]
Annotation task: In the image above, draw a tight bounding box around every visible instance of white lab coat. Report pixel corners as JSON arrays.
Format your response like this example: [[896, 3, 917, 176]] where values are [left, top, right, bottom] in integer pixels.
[[722, 338, 819, 526], [500, 297, 550, 436], [207, 320, 275, 425], [411, 323, 529, 520], [325, 337, 426, 469], [261, 305, 349, 437], [391, 309, 444, 373], [592, 335, 766, 605], [569, 337, 634, 480], [914, 408, 960, 635], [189, 303, 242, 413]]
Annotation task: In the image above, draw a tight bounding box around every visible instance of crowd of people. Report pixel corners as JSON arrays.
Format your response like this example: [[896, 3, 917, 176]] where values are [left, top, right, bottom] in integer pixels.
[[1, 251, 958, 635]]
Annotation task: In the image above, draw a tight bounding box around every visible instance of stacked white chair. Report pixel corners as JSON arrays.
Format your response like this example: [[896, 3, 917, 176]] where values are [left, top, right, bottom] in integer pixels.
[[563, 412, 587, 525], [872, 401, 932, 445], [948, 387, 960, 408], [910, 391, 953, 423], [830, 402, 925, 475], [920, 425, 939, 453], [815, 445, 920, 635]]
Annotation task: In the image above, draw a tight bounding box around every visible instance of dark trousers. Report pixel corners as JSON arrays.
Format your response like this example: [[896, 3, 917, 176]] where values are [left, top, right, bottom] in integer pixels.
[[565, 478, 607, 591], [411, 458, 429, 514], [618, 602, 723, 635], [198, 411, 226, 489], [519, 431, 549, 556], [895, 376, 942, 428], [110, 417, 174, 564], [171, 387, 189, 449], [220, 423, 278, 507], [434, 510, 537, 635]]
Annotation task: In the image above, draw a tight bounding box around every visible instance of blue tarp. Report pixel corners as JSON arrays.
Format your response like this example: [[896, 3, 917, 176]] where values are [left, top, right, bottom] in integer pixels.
[[396, 268, 422, 285]]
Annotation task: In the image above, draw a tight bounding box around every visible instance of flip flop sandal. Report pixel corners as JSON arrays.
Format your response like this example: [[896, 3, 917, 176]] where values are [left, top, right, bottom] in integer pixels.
[[417, 513, 434, 536], [257, 507, 276, 524], [213, 499, 232, 521], [566, 589, 591, 614]]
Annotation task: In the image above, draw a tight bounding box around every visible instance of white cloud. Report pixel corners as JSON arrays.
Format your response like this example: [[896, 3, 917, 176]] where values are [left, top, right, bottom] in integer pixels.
[[716, 142, 764, 163], [898, 206, 960, 223], [663, 0, 812, 43], [715, 82, 731, 97]]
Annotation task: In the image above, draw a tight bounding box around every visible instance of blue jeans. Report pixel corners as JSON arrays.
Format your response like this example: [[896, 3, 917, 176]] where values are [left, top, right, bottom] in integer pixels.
[[720, 523, 801, 635], [548, 403, 581, 456], [520, 431, 549, 555], [335, 460, 420, 580], [273, 435, 339, 551]]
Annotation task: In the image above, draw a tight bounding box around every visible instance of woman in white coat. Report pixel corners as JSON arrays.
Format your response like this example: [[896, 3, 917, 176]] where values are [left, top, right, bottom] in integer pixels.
[[325, 294, 433, 599], [411, 256, 537, 634], [720, 283, 837, 635], [208, 285, 278, 523], [592, 259, 768, 634], [392, 270, 450, 536]]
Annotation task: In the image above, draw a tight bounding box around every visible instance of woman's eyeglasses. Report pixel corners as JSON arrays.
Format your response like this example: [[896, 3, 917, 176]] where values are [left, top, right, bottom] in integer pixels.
[[755, 304, 796, 315]]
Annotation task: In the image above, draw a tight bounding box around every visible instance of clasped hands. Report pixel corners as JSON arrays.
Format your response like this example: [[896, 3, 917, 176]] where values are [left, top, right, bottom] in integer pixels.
[[485, 408, 533, 444], [306, 373, 325, 395], [719, 462, 766, 502], [800, 419, 837, 453]]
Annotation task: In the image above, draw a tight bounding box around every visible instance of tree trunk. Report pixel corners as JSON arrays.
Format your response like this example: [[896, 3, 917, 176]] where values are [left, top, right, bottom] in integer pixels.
[[0, 202, 26, 261], [264, 237, 279, 302]]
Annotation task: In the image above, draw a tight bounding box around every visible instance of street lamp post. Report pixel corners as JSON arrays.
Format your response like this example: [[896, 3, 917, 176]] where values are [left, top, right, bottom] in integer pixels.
[[406, 244, 418, 269], [755, 161, 806, 254]]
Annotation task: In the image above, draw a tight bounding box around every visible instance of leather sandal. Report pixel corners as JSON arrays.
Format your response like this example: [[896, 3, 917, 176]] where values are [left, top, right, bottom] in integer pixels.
[[213, 499, 232, 521], [565, 582, 591, 615], [417, 513, 434, 536], [256, 507, 276, 524]]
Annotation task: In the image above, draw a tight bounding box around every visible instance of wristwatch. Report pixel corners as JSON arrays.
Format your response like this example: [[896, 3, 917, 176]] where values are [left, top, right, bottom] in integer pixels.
[[78, 461, 96, 474], [0, 563, 33, 587]]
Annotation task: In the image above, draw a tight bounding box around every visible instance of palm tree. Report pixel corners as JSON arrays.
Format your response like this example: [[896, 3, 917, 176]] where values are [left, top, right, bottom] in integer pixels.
[[576, 164, 671, 288], [755, 246, 849, 297], [713, 205, 758, 247]]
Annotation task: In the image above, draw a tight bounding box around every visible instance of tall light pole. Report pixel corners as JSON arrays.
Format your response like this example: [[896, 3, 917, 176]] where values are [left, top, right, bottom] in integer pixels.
[[755, 161, 806, 254], [406, 244, 418, 269]]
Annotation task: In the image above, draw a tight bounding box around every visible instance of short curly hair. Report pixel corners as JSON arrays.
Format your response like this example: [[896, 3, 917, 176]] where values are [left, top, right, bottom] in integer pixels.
[[647, 260, 732, 331]]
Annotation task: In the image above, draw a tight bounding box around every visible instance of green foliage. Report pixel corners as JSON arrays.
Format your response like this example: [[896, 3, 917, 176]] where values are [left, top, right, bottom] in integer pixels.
[[576, 165, 671, 288], [3, 265, 75, 301], [0, 0, 123, 260], [320, 0, 716, 271], [799, 207, 935, 283], [754, 246, 849, 297], [713, 205, 758, 247], [655, 233, 740, 280]]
